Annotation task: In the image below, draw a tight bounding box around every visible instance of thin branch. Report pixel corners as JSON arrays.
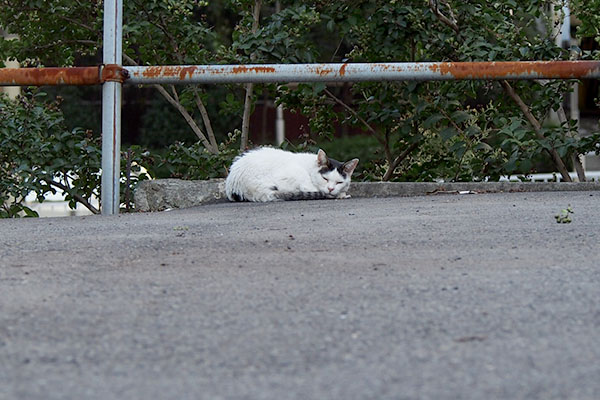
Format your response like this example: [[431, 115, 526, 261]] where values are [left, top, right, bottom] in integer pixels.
[[382, 141, 420, 181], [240, 0, 262, 151], [191, 87, 219, 151], [323, 89, 376, 136], [157, 83, 218, 154], [29, 39, 97, 51], [500, 80, 572, 181], [149, 5, 215, 151], [435, 106, 474, 181], [123, 53, 139, 66], [330, 36, 345, 62], [240, 83, 254, 151], [48, 180, 99, 214], [323, 88, 418, 181], [13, 6, 97, 33], [159, 14, 184, 62], [170, 85, 180, 103], [122, 54, 218, 154], [323, 88, 389, 151], [324, 87, 405, 173], [428, 0, 459, 34], [557, 103, 586, 182], [54, 14, 96, 32], [382, 129, 394, 171], [440, 0, 458, 27]]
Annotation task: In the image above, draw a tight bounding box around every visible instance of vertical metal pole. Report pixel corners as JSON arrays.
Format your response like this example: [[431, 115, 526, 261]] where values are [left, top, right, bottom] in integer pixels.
[[101, 0, 123, 215], [275, 104, 285, 146]]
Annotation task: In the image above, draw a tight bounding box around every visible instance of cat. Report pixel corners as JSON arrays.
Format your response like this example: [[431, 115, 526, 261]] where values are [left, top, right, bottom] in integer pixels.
[[225, 147, 359, 202]]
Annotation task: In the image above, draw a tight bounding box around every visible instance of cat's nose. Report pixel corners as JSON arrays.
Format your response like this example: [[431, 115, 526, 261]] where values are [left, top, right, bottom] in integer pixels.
[[328, 187, 334, 192]]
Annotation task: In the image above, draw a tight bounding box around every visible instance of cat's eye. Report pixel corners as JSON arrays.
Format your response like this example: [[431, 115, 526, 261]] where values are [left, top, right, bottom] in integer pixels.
[[323, 177, 328, 182], [336, 181, 342, 185]]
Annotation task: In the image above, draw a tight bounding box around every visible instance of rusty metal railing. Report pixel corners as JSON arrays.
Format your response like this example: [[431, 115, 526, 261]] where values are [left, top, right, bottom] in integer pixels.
[[124, 61, 600, 83], [1, 0, 598, 214], [0, 64, 128, 86], [2, 61, 600, 87]]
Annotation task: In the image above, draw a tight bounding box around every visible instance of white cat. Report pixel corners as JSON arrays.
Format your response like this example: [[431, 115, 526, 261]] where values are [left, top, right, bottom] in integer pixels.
[[225, 147, 359, 202]]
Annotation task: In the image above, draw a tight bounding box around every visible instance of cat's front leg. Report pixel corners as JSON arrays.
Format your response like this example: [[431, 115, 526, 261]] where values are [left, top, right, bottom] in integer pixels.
[[336, 192, 351, 199]]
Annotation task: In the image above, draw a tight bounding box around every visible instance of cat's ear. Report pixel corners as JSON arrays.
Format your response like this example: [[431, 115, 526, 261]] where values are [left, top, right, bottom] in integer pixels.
[[317, 149, 328, 167], [343, 158, 359, 176]]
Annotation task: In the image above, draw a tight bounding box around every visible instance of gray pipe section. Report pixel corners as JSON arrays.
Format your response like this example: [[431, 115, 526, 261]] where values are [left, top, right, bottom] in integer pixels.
[[125, 61, 600, 85], [101, 0, 123, 215]]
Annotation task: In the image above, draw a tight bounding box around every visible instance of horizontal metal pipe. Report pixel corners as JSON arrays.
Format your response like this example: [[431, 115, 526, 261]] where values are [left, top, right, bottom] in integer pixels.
[[125, 61, 600, 85], [0, 66, 102, 86], [2, 61, 600, 87]]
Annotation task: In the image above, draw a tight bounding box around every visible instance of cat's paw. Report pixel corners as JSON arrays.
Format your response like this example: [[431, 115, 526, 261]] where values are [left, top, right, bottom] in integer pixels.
[[337, 193, 351, 199]]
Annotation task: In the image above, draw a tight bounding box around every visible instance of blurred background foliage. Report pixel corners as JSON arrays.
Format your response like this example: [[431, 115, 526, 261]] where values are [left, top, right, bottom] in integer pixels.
[[1, 0, 600, 215]]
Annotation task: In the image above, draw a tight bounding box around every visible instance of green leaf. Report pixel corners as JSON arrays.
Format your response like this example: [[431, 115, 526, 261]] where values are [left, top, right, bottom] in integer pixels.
[[313, 82, 326, 94], [22, 207, 39, 218], [439, 127, 458, 141], [450, 110, 471, 124], [474, 142, 493, 152], [326, 19, 335, 32], [518, 159, 533, 173], [423, 114, 446, 129]]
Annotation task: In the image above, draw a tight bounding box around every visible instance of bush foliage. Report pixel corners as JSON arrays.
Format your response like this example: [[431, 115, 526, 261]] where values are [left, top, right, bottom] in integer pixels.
[[0, 91, 149, 217]]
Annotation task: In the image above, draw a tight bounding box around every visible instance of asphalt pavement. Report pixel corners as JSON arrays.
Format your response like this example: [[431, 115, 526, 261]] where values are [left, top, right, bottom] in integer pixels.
[[1, 191, 599, 399]]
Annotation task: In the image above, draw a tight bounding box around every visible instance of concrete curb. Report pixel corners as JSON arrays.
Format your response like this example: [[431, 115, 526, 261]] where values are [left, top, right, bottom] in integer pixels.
[[134, 179, 600, 212], [134, 179, 227, 212]]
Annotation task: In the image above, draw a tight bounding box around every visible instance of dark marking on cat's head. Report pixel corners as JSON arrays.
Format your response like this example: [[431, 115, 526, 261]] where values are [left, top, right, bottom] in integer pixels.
[[316, 149, 342, 175], [332, 158, 347, 177], [317, 149, 359, 178]]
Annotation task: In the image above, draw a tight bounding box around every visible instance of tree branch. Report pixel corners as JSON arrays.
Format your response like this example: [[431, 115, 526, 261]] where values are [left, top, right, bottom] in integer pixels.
[[323, 88, 419, 181], [500, 80, 572, 181], [191, 87, 219, 151], [557, 103, 586, 182], [240, 0, 262, 151], [54, 14, 97, 33], [122, 53, 218, 154], [48, 180, 99, 215], [323, 88, 377, 136], [158, 83, 218, 154], [28, 39, 97, 51], [323, 87, 389, 151], [428, 0, 459, 34], [382, 141, 420, 181]]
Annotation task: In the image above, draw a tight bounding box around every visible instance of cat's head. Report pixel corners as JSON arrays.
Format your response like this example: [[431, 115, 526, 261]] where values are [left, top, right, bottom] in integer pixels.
[[314, 149, 359, 197]]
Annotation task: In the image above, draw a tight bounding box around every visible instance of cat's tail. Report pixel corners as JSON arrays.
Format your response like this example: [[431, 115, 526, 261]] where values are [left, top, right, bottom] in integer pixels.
[[274, 191, 331, 201]]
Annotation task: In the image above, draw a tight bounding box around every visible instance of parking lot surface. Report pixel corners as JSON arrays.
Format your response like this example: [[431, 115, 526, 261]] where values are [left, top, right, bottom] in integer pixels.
[[1, 191, 599, 399]]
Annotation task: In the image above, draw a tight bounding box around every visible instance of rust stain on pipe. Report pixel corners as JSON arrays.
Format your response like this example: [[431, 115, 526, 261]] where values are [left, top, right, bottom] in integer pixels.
[[101, 64, 129, 83], [140, 65, 190, 79], [231, 65, 276, 74], [140, 66, 162, 79], [313, 65, 334, 76], [178, 66, 198, 80], [0, 66, 102, 86], [429, 61, 600, 79], [339, 63, 348, 76], [141, 65, 199, 80], [137, 65, 279, 80]]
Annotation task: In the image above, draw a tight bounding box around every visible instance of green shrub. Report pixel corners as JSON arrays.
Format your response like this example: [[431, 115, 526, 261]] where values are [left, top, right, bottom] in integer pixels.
[[0, 91, 149, 217]]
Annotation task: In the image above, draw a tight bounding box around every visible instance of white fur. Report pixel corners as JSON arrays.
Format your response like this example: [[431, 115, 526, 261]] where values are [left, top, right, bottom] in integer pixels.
[[225, 147, 358, 202]]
